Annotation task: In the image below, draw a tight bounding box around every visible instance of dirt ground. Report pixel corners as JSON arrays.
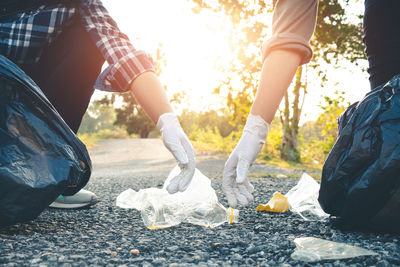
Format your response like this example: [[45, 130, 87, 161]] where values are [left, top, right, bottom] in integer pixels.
[[90, 138, 303, 179]]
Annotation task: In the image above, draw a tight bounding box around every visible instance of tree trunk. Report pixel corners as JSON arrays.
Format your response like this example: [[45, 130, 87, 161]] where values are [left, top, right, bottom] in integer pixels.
[[280, 66, 304, 162], [140, 129, 150, 138]]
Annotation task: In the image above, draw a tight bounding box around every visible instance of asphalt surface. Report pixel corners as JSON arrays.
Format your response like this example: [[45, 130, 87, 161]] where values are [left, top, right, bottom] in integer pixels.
[[0, 138, 399, 266]]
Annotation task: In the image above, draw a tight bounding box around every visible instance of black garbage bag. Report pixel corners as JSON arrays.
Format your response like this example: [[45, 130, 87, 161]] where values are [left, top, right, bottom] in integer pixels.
[[0, 55, 91, 226], [319, 74, 400, 233]]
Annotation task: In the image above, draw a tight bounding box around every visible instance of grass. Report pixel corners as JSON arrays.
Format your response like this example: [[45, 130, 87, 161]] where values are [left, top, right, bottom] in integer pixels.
[[189, 126, 324, 178], [77, 133, 101, 149], [77, 128, 135, 149], [193, 141, 323, 179], [77, 128, 323, 181], [260, 158, 322, 176], [249, 172, 321, 181]]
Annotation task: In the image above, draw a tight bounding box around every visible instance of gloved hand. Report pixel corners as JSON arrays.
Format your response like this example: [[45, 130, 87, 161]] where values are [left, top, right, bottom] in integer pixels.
[[222, 113, 270, 207], [157, 113, 195, 194]]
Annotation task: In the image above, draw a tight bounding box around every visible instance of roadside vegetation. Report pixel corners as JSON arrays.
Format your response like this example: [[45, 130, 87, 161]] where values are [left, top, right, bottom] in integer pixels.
[[78, 0, 364, 173], [78, 90, 348, 173]]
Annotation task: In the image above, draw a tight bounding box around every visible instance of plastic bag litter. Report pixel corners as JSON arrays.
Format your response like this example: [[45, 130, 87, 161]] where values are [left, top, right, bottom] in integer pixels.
[[286, 173, 329, 221], [320, 74, 400, 232], [285, 173, 329, 221], [0, 55, 91, 226], [116, 166, 239, 229], [291, 237, 378, 262], [256, 173, 328, 221]]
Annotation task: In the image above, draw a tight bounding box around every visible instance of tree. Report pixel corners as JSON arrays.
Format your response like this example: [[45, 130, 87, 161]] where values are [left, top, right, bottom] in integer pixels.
[[179, 109, 235, 137], [316, 91, 350, 151], [114, 94, 155, 138], [280, 0, 365, 161], [190, 0, 365, 162], [78, 98, 117, 134], [299, 90, 350, 164]]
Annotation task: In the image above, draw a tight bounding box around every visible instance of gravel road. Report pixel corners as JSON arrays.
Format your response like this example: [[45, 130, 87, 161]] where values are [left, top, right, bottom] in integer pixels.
[[0, 138, 399, 266]]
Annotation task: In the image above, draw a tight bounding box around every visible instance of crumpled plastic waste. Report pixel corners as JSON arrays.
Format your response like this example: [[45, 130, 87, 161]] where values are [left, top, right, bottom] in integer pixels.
[[257, 173, 328, 221], [256, 192, 289, 212], [285, 173, 329, 221], [116, 166, 239, 229], [291, 237, 378, 262]]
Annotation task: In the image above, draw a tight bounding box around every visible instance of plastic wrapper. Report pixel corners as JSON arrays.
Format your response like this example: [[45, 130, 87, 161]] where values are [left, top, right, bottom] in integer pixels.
[[256, 173, 328, 220], [285, 173, 329, 221], [0, 55, 91, 226], [320, 74, 400, 232], [291, 237, 378, 262], [256, 192, 289, 212], [116, 166, 239, 229]]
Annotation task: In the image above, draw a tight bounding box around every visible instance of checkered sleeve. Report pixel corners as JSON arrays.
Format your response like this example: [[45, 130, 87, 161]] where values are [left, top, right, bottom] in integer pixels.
[[78, 0, 154, 92], [0, 5, 76, 65]]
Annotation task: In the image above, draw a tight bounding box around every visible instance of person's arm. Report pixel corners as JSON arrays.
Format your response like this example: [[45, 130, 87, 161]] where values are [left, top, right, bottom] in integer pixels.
[[251, 50, 302, 123], [253, 0, 318, 122], [129, 71, 196, 194], [222, 0, 318, 207], [129, 72, 172, 123], [78, 0, 195, 193]]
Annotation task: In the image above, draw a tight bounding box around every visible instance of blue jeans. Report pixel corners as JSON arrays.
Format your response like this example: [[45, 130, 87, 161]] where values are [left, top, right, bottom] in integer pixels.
[[20, 16, 104, 133], [364, 0, 400, 90]]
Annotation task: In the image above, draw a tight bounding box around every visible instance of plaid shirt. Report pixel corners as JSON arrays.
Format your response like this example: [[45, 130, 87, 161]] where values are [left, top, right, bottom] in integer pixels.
[[0, 0, 154, 92]]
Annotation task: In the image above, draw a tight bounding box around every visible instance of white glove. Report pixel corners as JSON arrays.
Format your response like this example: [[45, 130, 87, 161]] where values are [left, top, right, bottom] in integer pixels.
[[157, 113, 195, 194], [222, 114, 270, 207]]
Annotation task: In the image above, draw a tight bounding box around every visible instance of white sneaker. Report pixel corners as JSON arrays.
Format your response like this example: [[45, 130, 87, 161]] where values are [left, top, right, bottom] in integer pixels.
[[49, 189, 99, 209]]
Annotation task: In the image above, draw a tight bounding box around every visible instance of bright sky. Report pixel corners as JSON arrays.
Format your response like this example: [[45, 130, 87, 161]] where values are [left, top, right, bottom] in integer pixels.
[[98, 0, 370, 123], [98, 0, 234, 113]]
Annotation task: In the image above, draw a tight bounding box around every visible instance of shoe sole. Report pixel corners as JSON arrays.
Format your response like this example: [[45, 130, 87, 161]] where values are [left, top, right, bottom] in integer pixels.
[[49, 198, 100, 209]]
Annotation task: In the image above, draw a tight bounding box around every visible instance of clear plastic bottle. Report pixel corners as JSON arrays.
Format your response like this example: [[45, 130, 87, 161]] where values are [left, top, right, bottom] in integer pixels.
[[141, 197, 239, 229], [116, 166, 239, 229]]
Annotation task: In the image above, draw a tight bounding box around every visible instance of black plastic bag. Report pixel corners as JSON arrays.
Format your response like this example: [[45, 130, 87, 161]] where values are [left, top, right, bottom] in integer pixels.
[[0, 55, 91, 226], [319, 74, 400, 233]]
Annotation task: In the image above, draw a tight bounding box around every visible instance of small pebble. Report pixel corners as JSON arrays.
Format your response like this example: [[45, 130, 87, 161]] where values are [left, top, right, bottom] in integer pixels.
[[130, 249, 140, 255], [1, 175, 397, 266]]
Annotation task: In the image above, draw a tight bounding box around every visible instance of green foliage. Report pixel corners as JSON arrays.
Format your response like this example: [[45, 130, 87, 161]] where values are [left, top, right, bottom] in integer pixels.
[[113, 92, 156, 138], [179, 109, 235, 137], [78, 127, 133, 148], [189, 0, 364, 163], [189, 125, 241, 153], [78, 99, 117, 134], [78, 96, 132, 147], [184, 89, 348, 170], [317, 91, 349, 140], [191, 0, 271, 126], [260, 117, 283, 160], [299, 90, 350, 165], [178, 109, 238, 152], [312, 0, 365, 66]]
